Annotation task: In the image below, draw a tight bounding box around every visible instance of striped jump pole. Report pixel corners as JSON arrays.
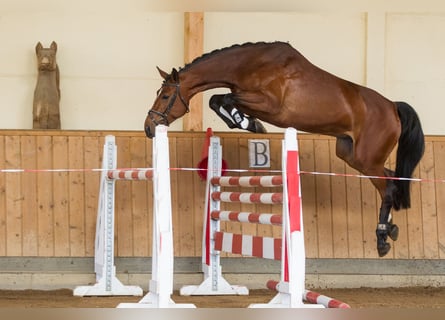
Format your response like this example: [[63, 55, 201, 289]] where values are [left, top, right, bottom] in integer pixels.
[[266, 280, 350, 309]]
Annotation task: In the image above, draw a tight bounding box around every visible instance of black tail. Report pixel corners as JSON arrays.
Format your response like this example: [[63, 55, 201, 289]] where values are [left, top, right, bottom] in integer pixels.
[[393, 101, 425, 210]]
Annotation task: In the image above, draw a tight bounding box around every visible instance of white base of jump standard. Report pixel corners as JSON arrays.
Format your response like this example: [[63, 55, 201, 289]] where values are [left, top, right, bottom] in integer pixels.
[[73, 271, 142, 296], [117, 280, 195, 308], [180, 265, 248, 296]]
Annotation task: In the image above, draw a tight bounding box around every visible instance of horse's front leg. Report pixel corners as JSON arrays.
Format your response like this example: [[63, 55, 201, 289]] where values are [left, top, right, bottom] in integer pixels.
[[209, 94, 267, 133], [376, 170, 399, 257]]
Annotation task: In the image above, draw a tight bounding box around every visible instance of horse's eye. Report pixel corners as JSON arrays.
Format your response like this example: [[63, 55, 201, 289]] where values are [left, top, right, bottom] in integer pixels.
[[162, 95, 169, 100]]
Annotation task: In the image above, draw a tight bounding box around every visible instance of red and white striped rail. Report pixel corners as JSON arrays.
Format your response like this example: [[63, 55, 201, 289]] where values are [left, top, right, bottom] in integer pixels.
[[210, 175, 283, 187], [210, 211, 282, 226], [267, 280, 350, 309], [107, 169, 153, 180], [211, 191, 283, 204], [214, 231, 282, 260]]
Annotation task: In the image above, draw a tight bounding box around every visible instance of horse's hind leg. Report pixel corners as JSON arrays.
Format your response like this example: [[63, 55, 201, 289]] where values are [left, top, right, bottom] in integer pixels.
[[336, 135, 398, 257], [373, 170, 400, 256], [209, 94, 267, 133]]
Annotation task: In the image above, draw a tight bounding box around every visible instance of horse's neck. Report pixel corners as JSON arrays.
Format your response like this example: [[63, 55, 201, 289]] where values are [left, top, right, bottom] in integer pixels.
[[180, 56, 244, 98]]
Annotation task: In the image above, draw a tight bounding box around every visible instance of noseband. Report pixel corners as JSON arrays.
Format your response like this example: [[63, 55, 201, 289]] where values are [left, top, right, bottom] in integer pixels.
[[148, 82, 189, 126]]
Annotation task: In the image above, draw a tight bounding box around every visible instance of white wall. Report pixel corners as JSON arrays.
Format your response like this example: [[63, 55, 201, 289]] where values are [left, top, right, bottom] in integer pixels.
[[0, 11, 184, 131], [385, 13, 445, 135], [0, 6, 444, 134]]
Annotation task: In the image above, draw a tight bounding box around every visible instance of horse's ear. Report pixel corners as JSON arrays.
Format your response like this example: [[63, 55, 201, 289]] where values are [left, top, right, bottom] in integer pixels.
[[50, 41, 57, 52], [35, 42, 43, 53], [156, 66, 169, 80], [171, 68, 179, 82]]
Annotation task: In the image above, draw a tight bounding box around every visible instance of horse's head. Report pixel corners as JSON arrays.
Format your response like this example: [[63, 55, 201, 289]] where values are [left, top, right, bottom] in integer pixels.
[[144, 67, 190, 138]]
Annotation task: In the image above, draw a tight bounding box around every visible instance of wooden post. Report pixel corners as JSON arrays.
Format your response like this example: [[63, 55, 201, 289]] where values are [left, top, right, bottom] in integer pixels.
[[183, 12, 204, 132]]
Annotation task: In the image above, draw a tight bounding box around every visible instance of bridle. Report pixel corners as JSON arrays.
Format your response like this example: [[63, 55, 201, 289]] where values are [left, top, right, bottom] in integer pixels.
[[148, 82, 189, 126]]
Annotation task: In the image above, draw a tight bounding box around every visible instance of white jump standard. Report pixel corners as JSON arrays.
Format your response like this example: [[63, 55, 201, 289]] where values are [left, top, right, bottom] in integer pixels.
[[74, 125, 195, 308], [73, 135, 143, 297], [181, 128, 349, 308]]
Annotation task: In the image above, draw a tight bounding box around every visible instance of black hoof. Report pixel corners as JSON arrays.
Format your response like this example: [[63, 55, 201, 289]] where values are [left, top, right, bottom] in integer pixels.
[[388, 224, 399, 241], [377, 242, 391, 257]]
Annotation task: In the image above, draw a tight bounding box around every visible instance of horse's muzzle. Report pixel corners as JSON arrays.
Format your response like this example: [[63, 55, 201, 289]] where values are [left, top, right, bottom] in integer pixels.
[[144, 124, 155, 138]]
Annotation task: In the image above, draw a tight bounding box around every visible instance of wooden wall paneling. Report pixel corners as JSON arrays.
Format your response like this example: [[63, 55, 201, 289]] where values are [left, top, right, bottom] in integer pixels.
[[168, 136, 179, 255], [52, 136, 70, 256], [114, 137, 133, 256], [0, 136, 6, 255], [83, 136, 101, 256], [345, 165, 364, 258], [254, 136, 277, 240], [433, 141, 445, 259], [68, 136, 86, 256], [388, 152, 410, 259], [328, 139, 349, 258], [360, 177, 380, 259], [270, 136, 283, 240], [419, 141, 439, 258], [5, 136, 22, 256], [175, 136, 196, 256], [130, 136, 150, 257], [145, 138, 153, 256], [192, 135, 207, 256], [20, 136, 38, 256], [0, 130, 445, 261], [220, 137, 241, 257], [239, 137, 258, 243], [298, 139, 318, 258], [36, 135, 54, 256], [406, 165, 424, 258], [313, 139, 333, 258]]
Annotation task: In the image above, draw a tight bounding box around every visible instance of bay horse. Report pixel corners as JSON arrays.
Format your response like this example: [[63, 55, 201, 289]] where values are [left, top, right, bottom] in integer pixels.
[[144, 41, 425, 257]]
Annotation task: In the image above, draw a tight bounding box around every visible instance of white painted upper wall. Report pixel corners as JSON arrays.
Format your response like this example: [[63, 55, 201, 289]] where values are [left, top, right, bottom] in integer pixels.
[[0, 7, 444, 134], [385, 13, 445, 135], [0, 11, 184, 131]]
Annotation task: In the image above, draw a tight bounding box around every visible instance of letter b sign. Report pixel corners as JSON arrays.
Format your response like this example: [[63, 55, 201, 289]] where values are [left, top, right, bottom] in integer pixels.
[[248, 139, 270, 168]]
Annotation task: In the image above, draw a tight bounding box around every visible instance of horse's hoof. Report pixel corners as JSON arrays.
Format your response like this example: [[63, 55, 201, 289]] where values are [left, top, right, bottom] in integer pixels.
[[377, 242, 391, 257], [389, 224, 399, 241]]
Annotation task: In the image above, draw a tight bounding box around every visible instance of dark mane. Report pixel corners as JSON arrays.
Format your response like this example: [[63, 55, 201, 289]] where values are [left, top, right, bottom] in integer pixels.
[[179, 41, 289, 72]]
